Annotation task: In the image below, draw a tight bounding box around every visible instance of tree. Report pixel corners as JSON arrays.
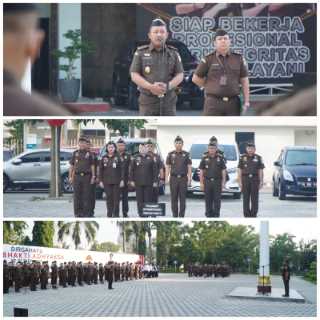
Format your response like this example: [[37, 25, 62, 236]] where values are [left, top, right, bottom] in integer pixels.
[[91, 241, 120, 252], [57, 221, 99, 249], [3, 221, 28, 244], [32, 221, 54, 247]]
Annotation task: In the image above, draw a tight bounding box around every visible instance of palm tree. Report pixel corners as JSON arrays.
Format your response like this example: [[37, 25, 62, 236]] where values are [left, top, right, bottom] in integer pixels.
[[57, 221, 99, 249], [116, 221, 134, 252]]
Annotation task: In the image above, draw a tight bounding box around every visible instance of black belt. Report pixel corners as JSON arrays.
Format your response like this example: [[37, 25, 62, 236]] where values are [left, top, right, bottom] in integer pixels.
[[171, 174, 187, 178], [205, 177, 221, 181], [75, 172, 91, 176], [207, 94, 238, 102], [242, 174, 258, 178]]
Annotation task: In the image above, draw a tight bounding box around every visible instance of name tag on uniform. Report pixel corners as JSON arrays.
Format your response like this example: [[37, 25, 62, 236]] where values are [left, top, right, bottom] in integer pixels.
[[253, 158, 258, 162], [220, 75, 227, 86], [144, 53, 151, 57]]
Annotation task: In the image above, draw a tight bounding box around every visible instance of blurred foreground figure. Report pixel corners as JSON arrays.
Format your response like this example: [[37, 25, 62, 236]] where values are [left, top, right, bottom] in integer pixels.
[[3, 3, 71, 116]]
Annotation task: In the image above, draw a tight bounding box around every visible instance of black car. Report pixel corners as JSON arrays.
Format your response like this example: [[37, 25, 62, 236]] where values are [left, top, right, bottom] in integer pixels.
[[112, 40, 204, 110], [272, 146, 317, 200]]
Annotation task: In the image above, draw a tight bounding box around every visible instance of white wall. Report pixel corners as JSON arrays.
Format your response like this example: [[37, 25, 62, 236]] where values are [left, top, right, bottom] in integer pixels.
[[294, 129, 317, 146], [58, 4, 81, 82], [154, 126, 316, 184]]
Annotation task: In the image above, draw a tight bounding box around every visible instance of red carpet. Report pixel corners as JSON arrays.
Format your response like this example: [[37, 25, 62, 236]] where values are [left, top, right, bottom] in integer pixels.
[[64, 102, 112, 113]]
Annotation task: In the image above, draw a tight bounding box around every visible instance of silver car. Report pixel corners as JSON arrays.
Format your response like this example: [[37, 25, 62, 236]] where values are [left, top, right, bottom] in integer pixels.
[[3, 149, 74, 192]]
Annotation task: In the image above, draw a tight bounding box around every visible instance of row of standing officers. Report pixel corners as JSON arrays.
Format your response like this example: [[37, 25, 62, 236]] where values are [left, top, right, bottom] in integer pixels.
[[4, 260, 144, 293], [70, 135, 264, 218]]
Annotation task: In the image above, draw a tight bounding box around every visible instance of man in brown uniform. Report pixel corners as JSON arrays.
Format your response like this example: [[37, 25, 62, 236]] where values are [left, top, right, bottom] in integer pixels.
[[238, 142, 264, 217], [166, 136, 192, 217], [69, 136, 96, 217], [192, 29, 250, 116], [117, 138, 131, 217], [99, 142, 124, 217], [3, 4, 71, 116], [199, 143, 227, 217], [87, 140, 98, 217], [129, 143, 158, 216], [146, 139, 165, 203], [130, 18, 184, 116]]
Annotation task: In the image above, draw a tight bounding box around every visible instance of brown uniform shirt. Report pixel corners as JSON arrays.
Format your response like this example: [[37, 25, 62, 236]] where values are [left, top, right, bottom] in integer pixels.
[[199, 154, 226, 179], [194, 51, 248, 97], [238, 153, 265, 175], [130, 43, 184, 96], [70, 149, 94, 174], [166, 150, 192, 176], [3, 69, 72, 116], [148, 151, 164, 177], [99, 153, 123, 184], [129, 153, 157, 186]]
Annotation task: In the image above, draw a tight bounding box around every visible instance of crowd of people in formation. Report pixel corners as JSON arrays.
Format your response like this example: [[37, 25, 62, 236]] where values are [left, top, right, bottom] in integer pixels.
[[71, 134, 264, 218], [187, 263, 231, 278], [3, 260, 151, 294]]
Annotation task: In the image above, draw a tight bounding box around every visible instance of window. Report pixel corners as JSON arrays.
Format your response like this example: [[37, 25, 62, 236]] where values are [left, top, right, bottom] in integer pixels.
[[21, 152, 43, 163]]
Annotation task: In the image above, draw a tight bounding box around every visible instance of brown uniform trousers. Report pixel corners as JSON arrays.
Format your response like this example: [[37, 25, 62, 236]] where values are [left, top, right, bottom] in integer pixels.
[[238, 153, 265, 217], [166, 150, 192, 217], [130, 154, 157, 216], [3, 69, 72, 116], [70, 150, 94, 217], [88, 154, 98, 217], [99, 154, 123, 218], [130, 43, 184, 116], [194, 51, 248, 116], [199, 154, 226, 217]]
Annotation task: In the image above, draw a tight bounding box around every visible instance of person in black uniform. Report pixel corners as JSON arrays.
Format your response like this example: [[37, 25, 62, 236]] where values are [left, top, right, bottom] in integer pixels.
[[129, 143, 158, 216], [281, 259, 291, 297], [238, 142, 264, 217], [166, 136, 192, 217], [199, 143, 227, 217], [99, 142, 124, 217], [117, 138, 131, 217]]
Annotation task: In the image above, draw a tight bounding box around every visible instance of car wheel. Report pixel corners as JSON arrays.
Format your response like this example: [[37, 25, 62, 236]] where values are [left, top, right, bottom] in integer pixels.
[[278, 180, 286, 200], [62, 174, 73, 193], [3, 174, 9, 192], [233, 193, 241, 199], [272, 180, 279, 197], [128, 82, 139, 110]]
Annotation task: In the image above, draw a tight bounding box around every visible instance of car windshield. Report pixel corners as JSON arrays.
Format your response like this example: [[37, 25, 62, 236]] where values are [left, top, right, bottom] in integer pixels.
[[285, 150, 317, 166], [190, 144, 237, 161]]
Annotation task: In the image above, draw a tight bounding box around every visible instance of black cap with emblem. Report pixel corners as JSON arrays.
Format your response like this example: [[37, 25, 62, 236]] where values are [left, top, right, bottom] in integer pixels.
[[213, 28, 228, 40], [209, 136, 218, 143], [146, 139, 154, 145], [150, 18, 167, 29], [246, 141, 256, 148], [117, 137, 126, 144]]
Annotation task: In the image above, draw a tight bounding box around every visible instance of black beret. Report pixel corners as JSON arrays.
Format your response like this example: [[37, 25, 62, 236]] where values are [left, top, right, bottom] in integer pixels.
[[214, 29, 228, 40], [150, 18, 167, 28], [4, 3, 38, 15], [174, 135, 183, 143]]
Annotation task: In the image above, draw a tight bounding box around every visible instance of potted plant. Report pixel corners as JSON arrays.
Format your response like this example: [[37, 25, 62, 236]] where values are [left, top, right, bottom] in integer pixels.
[[54, 29, 94, 102]]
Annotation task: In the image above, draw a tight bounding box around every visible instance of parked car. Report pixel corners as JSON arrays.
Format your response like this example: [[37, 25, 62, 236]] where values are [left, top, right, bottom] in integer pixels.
[[3, 149, 74, 193], [112, 40, 204, 110], [96, 138, 165, 199], [188, 141, 241, 199], [272, 146, 317, 200]]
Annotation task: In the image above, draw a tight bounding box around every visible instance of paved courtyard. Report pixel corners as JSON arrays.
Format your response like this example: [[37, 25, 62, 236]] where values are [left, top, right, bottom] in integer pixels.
[[3, 274, 316, 317], [4, 189, 317, 218]]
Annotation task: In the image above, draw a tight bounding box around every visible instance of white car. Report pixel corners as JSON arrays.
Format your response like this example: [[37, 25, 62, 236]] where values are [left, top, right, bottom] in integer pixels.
[[188, 142, 241, 199]]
